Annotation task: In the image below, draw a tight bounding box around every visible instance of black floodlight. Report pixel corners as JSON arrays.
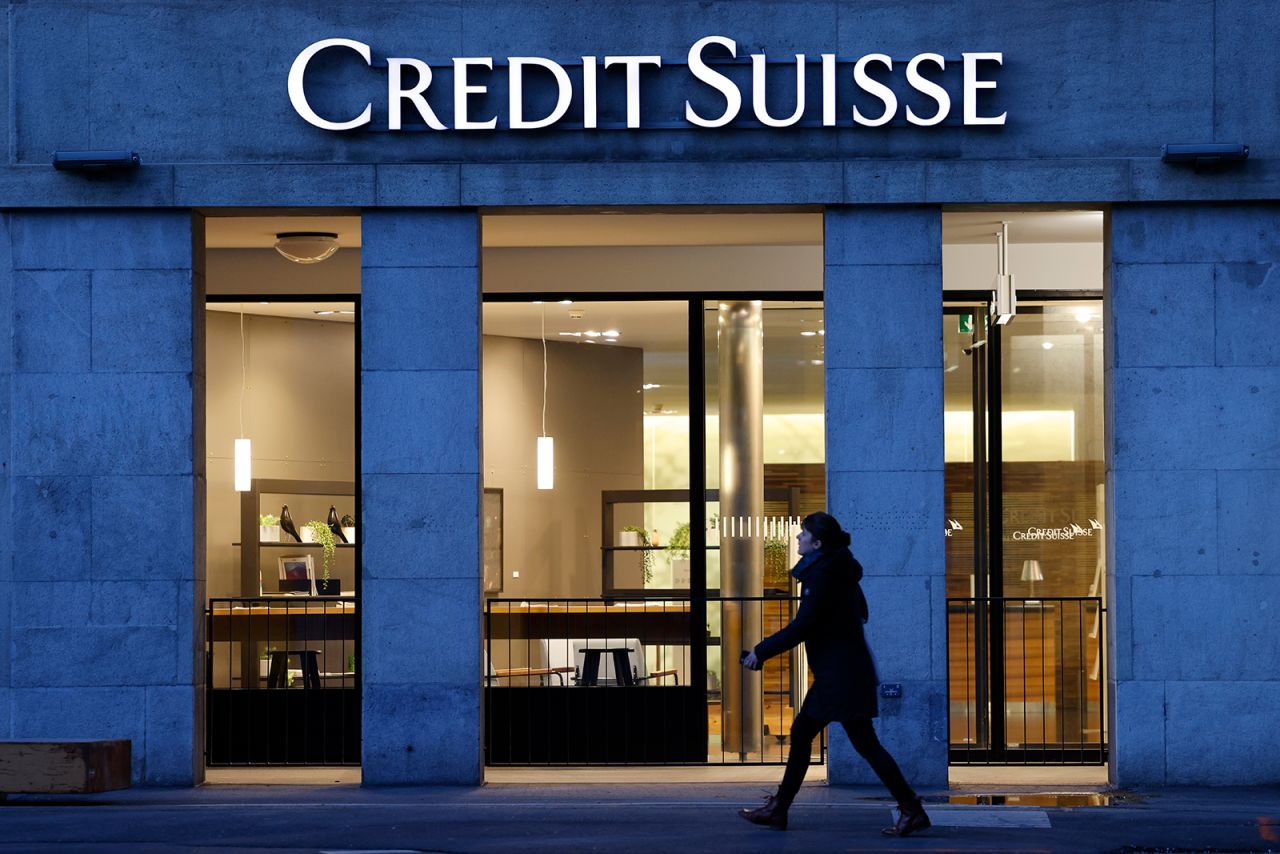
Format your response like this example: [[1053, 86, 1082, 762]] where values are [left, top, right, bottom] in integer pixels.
[[52, 150, 140, 171], [1161, 143, 1248, 167]]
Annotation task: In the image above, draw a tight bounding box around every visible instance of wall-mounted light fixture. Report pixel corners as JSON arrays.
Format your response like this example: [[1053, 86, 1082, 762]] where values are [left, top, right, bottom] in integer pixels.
[[991, 221, 1016, 325], [1161, 142, 1248, 170], [52, 150, 140, 171], [275, 232, 339, 264]]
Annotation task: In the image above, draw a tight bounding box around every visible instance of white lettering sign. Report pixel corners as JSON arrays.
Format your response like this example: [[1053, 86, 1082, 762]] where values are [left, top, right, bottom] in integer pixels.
[[288, 36, 1008, 132]]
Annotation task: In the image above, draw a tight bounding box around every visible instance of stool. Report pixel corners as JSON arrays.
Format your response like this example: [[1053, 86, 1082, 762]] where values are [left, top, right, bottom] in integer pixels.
[[267, 650, 322, 689], [577, 647, 635, 686]]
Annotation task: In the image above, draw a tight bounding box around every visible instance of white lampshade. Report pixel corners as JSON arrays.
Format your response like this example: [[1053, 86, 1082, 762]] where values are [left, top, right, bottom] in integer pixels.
[[1021, 559, 1044, 582], [234, 438, 252, 492], [537, 436, 554, 490]]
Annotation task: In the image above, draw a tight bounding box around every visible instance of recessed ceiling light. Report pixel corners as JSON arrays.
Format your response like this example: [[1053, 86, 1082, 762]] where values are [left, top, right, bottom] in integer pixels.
[[602, 329, 620, 338], [584, 330, 600, 337], [801, 331, 817, 337], [810, 359, 824, 366], [1074, 309, 1092, 323], [558, 331, 581, 337], [642, 383, 662, 390], [1042, 342, 1054, 350]]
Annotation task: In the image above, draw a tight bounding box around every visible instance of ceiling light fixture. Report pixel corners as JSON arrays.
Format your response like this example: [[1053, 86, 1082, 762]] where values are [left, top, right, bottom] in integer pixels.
[[602, 329, 620, 338], [537, 306, 554, 490], [642, 383, 662, 390], [274, 232, 339, 264], [234, 304, 252, 492], [801, 331, 817, 337]]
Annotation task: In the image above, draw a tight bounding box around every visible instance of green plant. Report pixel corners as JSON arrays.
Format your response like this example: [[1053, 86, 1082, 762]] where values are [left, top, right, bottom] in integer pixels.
[[622, 525, 654, 584], [258, 513, 279, 526], [764, 536, 792, 587], [346, 653, 356, 673], [668, 521, 691, 561], [305, 520, 336, 580], [259, 645, 277, 660], [340, 513, 355, 528]]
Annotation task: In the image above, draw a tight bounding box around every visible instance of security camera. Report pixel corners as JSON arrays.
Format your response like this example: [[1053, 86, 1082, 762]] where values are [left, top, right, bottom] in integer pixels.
[[1161, 143, 1248, 167], [52, 150, 140, 171]]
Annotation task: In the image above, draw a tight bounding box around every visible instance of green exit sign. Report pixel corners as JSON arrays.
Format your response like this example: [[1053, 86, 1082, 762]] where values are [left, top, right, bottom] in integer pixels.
[[959, 313, 974, 334]]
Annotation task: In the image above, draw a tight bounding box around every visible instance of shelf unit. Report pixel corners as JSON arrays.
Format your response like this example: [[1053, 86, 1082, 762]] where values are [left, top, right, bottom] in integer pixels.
[[239, 478, 356, 596], [601, 487, 799, 597]]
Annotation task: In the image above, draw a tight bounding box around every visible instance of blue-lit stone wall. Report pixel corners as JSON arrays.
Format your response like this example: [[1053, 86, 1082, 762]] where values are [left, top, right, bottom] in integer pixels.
[[1, 211, 198, 784], [1, 0, 1277, 208], [360, 210, 482, 784], [1109, 204, 1280, 785], [0, 0, 1277, 787], [824, 207, 946, 787]]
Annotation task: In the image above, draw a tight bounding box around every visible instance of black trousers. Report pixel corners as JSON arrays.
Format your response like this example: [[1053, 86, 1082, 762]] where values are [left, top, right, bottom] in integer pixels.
[[776, 713, 918, 808]]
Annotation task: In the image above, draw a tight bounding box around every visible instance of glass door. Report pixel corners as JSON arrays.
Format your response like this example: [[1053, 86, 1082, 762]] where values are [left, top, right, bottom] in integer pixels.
[[946, 299, 1108, 765]]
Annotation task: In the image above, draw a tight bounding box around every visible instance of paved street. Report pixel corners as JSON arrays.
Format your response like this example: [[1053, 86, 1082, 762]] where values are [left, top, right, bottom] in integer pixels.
[[1, 783, 1277, 853]]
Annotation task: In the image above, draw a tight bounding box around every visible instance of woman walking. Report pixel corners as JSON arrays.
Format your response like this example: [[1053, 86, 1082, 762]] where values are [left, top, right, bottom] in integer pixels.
[[738, 511, 930, 837]]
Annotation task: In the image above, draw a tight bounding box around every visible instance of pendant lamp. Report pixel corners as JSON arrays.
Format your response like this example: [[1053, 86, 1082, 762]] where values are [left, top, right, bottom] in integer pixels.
[[234, 304, 252, 491], [537, 305, 554, 490]]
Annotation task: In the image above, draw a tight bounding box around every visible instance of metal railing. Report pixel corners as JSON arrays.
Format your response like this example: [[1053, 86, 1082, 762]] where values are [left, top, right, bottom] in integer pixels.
[[947, 596, 1107, 765], [206, 596, 359, 766], [484, 596, 823, 766]]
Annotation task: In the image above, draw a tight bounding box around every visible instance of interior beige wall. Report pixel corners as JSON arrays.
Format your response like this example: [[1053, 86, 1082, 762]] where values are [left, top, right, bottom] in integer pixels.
[[205, 311, 357, 599], [482, 335, 643, 599], [206, 249, 361, 295]]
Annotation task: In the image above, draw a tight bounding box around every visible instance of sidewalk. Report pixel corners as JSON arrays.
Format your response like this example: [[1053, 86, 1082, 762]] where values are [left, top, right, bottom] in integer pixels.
[[0, 781, 1276, 853]]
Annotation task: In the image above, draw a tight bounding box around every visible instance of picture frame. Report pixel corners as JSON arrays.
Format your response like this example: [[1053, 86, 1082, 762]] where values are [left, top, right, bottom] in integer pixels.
[[483, 488, 503, 593], [277, 554, 316, 595]]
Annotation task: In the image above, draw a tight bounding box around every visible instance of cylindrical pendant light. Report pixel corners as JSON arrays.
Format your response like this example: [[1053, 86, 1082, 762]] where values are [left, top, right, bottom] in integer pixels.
[[537, 435, 554, 490], [235, 304, 252, 492], [234, 438, 252, 491], [536, 304, 555, 490]]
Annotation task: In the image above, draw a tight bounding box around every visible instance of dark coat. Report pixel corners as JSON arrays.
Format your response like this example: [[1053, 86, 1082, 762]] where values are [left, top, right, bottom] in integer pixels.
[[753, 545, 880, 722]]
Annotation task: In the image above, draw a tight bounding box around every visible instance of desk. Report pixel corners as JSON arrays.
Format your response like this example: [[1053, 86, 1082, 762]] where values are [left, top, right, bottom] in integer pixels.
[[578, 647, 634, 686], [208, 598, 356, 690]]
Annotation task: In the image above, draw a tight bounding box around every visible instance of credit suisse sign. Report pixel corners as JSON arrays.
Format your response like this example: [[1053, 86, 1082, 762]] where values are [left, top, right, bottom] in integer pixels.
[[289, 36, 1007, 131]]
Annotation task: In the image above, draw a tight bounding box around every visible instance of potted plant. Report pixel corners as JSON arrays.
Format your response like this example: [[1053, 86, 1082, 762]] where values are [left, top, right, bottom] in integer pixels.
[[258, 513, 280, 543], [764, 535, 792, 592], [621, 525, 654, 584], [259, 646, 277, 680], [305, 520, 340, 595], [340, 513, 356, 545], [668, 521, 691, 587]]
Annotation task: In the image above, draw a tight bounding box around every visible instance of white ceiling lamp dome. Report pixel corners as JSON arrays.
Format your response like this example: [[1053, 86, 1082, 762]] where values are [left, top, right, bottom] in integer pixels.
[[274, 232, 339, 264]]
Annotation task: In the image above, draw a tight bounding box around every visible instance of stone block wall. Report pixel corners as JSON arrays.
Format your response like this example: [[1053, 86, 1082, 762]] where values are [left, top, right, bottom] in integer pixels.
[[1, 210, 199, 784], [823, 206, 946, 787], [1109, 203, 1280, 784], [360, 210, 482, 784]]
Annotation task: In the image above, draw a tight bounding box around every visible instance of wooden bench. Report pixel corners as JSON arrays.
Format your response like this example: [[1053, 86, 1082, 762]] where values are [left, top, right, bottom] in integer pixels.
[[0, 740, 131, 799]]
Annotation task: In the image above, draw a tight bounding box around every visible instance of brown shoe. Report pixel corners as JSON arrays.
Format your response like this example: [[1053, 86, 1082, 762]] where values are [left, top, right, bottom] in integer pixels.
[[738, 794, 788, 831], [881, 801, 930, 837]]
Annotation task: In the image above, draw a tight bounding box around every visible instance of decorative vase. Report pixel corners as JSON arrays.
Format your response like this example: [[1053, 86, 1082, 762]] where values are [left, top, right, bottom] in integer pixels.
[[316, 578, 341, 596], [259, 525, 280, 543], [618, 530, 641, 547], [300, 526, 315, 543], [341, 526, 356, 544]]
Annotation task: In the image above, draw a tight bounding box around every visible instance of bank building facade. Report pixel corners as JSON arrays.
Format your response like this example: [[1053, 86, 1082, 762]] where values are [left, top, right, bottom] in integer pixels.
[[0, 0, 1277, 789]]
